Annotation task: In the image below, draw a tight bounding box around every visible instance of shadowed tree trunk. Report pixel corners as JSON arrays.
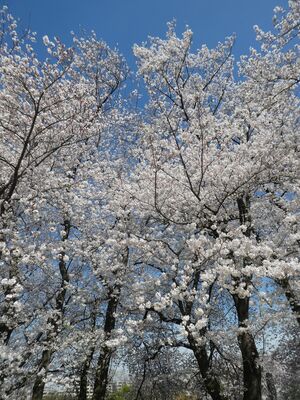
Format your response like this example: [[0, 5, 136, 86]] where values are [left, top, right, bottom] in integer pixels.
[[276, 278, 300, 326], [146, 279, 228, 399], [92, 285, 120, 400], [92, 247, 128, 400], [233, 195, 262, 400], [233, 294, 262, 400], [78, 302, 98, 400], [188, 335, 228, 400], [31, 219, 71, 400], [266, 372, 277, 400], [78, 346, 95, 400], [31, 348, 53, 400]]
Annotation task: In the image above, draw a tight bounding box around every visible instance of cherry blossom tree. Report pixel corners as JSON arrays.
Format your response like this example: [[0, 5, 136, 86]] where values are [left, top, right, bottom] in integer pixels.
[[0, 2, 299, 400], [128, 2, 299, 399], [0, 6, 131, 399]]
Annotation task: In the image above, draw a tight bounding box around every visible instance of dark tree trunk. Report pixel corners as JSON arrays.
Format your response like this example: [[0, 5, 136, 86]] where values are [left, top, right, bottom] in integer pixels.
[[31, 348, 52, 400], [31, 219, 71, 400], [233, 295, 262, 400], [78, 365, 88, 400], [78, 347, 95, 400], [78, 363, 89, 400], [266, 372, 277, 400], [0, 321, 13, 345], [92, 285, 120, 400], [276, 278, 300, 325], [78, 300, 98, 400], [234, 196, 262, 400], [92, 247, 128, 400], [31, 380, 45, 400], [92, 349, 113, 400], [188, 335, 228, 400]]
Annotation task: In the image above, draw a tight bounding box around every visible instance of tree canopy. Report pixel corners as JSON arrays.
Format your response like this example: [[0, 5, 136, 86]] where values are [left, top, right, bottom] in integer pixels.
[[0, 2, 299, 400]]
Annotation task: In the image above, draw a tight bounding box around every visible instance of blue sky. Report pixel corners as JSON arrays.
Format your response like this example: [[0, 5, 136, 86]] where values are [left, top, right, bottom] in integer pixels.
[[4, 0, 288, 67]]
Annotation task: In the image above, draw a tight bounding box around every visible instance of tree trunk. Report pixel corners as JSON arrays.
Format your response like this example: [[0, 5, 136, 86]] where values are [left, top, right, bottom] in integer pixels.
[[31, 348, 52, 400], [234, 196, 262, 400], [92, 286, 120, 400], [0, 322, 13, 345], [78, 300, 98, 400], [188, 336, 228, 400], [276, 278, 300, 325], [93, 349, 112, 400], [31, 219, 70, 400], [92, 247, 128, 400], [233, 295, 262, 400], [266, 372, 277, 400], [78, 347, 95, 400]]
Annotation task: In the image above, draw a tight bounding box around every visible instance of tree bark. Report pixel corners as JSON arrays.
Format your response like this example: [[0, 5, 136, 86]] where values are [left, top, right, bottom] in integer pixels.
[[31, 219, 70, 400], [233, 295, 262, 400], [31, 348, 53, 400], [188, 335, 228, 400], [78, 347, 95, 400], [266, 372, 277, 400], [92, 285, 120, 400], [77, 300, 98, 400], [276, 278, 300, 326], [92, 246, 128, 400], [234, 196, 262, 400], [93, 349, 113, 400]]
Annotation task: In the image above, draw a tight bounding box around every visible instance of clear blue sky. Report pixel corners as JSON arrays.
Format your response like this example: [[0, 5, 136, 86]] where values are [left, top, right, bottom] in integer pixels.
[[4, 0, 288, 66]]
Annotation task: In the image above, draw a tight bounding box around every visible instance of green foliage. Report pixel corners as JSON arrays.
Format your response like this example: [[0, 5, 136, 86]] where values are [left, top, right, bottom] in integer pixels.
[[108, 384, 133, 400]]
